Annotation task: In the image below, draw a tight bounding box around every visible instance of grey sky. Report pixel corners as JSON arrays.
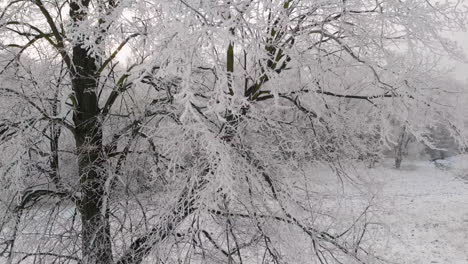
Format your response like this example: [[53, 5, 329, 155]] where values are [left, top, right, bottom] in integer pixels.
[[450, 31, 468, 82]]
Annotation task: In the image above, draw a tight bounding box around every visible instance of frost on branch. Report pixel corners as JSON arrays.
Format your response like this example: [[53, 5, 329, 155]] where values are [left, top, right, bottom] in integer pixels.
[[0, 0, 467, 264]]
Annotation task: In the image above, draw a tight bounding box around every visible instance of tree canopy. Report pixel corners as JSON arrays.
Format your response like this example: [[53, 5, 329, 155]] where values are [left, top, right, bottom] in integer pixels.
[[0, 0, 467, 263]]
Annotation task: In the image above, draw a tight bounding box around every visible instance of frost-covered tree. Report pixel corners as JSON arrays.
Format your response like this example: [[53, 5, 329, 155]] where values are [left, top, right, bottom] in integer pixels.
[[0, 0, 467, 264]]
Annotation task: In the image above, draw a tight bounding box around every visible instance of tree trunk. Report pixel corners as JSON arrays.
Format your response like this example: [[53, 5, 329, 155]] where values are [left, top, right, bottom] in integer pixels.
[[71, 47, 113, 263], [395, 125, 408, 169], [70, 1, 112, 263]]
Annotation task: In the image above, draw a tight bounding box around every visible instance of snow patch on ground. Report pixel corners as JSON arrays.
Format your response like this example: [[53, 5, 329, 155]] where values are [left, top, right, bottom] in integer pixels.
[[368, 156, 468, 264]]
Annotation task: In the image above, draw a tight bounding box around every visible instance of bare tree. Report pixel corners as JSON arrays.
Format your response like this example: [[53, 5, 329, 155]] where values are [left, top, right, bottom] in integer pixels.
[[394, 125, 411, 169], [0, 0, 466, 263]]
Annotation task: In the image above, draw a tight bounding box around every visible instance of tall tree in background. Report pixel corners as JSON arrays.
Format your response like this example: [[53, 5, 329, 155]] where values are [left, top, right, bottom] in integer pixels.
[[0, 0, 467, 263]]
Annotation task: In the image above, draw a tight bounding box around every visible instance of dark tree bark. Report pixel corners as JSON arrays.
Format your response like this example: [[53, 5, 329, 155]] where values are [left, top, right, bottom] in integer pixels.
[[395, 125, 410, 169], [69, 1, 113, 263]]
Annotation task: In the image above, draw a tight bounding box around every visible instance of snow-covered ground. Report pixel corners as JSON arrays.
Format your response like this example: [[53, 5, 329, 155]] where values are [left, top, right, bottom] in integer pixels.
[[366, 156, 468, 264], [3, 156, 468, 264]]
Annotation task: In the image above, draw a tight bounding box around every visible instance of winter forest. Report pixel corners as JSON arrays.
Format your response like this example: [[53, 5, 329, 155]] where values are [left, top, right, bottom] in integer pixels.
[[1, 0, 468, 263]]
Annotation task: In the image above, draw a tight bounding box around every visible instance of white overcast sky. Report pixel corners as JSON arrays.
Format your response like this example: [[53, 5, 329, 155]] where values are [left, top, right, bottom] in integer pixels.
[[448, 0, 468, 82], [447, 29, 468, 82]]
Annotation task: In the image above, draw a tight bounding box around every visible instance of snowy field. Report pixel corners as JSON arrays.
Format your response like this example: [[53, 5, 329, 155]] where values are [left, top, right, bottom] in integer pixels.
[[360, 156, 468, 264], [3, 156, 468, 264]]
